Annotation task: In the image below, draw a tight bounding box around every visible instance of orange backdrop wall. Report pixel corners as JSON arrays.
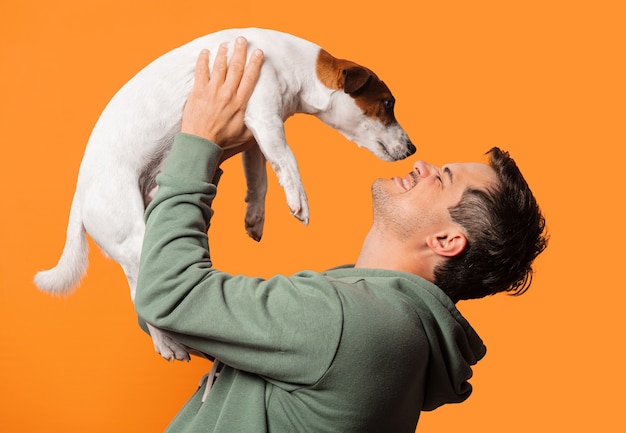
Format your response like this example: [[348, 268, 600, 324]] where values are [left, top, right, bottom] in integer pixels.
[[1, 1, 624, 432]]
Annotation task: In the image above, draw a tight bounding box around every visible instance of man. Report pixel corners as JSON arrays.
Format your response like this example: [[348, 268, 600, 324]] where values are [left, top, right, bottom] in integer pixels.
[[135, 37, 547, 432]]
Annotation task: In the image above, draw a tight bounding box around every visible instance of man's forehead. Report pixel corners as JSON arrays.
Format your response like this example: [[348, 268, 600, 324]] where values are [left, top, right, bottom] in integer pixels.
[[446, 162, 497, 187]]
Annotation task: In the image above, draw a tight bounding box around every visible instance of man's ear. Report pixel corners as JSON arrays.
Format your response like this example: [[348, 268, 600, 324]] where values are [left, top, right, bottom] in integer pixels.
[[427, 229, 467, 257]]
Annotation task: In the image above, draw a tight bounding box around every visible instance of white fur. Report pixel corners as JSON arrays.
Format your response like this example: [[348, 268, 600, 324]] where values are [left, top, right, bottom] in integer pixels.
[[35, 28, 414, 361]]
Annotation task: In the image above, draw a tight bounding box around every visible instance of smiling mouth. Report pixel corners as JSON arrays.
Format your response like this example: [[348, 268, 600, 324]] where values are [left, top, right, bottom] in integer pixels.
[[394, 172, 417, 191]]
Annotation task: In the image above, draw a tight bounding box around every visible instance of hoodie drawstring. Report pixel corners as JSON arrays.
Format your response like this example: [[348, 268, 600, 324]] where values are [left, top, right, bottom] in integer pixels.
[[200, 359, 222, 403]]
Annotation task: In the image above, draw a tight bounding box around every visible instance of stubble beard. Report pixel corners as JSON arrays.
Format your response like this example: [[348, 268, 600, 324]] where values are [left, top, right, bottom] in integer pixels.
[[371, 179, 419, 239]]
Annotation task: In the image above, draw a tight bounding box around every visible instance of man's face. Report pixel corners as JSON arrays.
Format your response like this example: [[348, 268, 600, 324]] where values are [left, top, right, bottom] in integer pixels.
[[371, 159, 497, 238]]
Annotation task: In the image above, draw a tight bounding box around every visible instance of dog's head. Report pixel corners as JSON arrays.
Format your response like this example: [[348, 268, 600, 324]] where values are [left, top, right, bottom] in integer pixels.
[[315, 49, 415, 162]]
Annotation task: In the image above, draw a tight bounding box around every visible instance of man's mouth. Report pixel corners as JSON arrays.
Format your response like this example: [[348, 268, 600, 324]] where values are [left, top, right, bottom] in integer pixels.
[[394, 172, 417, 191]]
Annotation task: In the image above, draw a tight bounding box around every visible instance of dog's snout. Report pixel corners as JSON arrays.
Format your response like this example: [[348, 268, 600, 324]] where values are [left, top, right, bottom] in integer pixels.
[[393, 139, 416, 161], [406, 141, 416, 156]]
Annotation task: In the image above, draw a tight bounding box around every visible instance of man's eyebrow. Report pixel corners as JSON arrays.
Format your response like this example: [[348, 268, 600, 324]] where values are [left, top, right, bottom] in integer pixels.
[[443, 166, 453, 185]]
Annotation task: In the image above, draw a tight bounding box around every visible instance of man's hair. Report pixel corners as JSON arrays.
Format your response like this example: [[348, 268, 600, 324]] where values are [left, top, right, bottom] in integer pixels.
[[433, 147, 548, 302]]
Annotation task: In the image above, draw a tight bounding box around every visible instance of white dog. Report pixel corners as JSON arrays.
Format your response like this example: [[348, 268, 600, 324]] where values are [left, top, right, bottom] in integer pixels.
[[35, 28, 415, 361]]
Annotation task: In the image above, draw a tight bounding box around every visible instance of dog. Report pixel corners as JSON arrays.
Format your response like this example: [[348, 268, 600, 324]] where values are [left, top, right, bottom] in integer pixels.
[[34, 27, 415, 361]]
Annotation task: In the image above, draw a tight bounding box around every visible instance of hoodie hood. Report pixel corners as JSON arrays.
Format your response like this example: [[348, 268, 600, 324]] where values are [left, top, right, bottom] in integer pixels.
[[410, 279, 487, 410], [326, 266, 487, 411]]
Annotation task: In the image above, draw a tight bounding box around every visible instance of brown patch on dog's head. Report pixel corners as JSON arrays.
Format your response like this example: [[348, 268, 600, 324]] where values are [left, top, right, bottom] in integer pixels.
[[316, 49, 397, 126]]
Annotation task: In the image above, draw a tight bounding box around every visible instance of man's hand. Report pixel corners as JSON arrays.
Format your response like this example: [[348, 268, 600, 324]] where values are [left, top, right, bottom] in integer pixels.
[[181, 36, 264, 153]]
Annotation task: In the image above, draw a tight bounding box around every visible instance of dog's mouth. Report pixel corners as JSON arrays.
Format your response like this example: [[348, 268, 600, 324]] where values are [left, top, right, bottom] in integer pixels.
[[377, 139, 416, 161], [377, 140, 394, 161]]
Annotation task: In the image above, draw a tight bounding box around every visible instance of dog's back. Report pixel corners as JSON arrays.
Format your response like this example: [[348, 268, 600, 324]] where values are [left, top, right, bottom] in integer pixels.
[[82, 28, 320, 197]]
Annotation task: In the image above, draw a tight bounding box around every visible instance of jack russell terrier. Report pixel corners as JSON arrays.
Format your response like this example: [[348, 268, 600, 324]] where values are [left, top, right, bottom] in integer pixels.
[[35, 27, 415, 361]]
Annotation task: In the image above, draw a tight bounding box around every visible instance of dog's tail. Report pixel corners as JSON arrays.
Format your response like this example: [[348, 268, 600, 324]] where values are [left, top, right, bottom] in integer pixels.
[[34, 196, 88, 295]]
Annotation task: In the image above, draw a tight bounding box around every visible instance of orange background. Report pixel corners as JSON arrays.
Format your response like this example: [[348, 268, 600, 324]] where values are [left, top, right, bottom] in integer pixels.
[[1, 1, 624, 432]]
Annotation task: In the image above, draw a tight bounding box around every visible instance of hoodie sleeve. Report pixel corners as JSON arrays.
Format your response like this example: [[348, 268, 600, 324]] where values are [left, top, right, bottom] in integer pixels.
[[134, 133, 343, 386]]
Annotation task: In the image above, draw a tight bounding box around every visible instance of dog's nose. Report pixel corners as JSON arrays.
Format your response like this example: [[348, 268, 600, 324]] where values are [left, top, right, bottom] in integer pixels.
[[395, 141, 416, 160]]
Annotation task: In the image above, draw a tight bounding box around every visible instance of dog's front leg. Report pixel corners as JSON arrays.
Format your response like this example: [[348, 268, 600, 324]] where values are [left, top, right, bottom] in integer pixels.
[[242, 144, 267, 241], [247, 118, 310, 225]]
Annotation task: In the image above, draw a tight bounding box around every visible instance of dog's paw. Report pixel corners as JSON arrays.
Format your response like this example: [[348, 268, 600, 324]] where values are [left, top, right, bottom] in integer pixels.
[[156, 340, 190, 362], [286, 188, 309, 225], [245, 203, 265, 242], [274, 164, 309, 225], [149, 325, 190, 362], [290, 206, 309, 225]]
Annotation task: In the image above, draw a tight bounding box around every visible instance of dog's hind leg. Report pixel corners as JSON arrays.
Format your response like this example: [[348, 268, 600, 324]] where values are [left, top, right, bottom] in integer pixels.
[[242, 143, 268, 241], [120, 238, 191, 362], [106, 222, 191, 362], [83, 183, 190, 361]]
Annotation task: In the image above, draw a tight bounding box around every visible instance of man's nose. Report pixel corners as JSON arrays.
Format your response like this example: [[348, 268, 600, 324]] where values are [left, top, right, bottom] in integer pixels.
[[413, 160, 434, 178]]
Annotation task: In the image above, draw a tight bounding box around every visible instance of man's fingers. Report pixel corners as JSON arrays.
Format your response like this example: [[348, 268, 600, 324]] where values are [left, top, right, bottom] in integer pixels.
[[211, 42, 229, 83], [197, 37, 262, 101], [237, 48, 264, 101], [224, 36, 248, 88], [182, 37, 263, 146], [193, 49, 210, 87]]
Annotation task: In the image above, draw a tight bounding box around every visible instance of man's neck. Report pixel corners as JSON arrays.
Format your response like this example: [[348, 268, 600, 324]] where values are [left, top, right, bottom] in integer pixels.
[[355, 226, 436, 282]]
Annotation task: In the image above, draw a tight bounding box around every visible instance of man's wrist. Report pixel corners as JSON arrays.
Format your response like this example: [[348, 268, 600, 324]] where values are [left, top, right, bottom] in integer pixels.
[[161, 133, 224, 183]]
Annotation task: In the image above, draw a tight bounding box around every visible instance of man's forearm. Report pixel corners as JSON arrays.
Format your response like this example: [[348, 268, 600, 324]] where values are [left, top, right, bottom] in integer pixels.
[[135, 133, 223, 326]]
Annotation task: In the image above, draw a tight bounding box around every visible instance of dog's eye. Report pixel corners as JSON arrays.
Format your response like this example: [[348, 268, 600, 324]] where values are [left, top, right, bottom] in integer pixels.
[[383, 98, 395, 112]]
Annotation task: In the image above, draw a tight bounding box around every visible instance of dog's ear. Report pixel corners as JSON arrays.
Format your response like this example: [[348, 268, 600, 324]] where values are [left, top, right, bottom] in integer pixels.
[[342, 67, 372, 95]]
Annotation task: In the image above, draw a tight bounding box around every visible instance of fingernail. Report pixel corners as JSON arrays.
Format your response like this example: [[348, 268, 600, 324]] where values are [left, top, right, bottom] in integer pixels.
[[254, 49, 263, 57], [236, 36, 246, 45]]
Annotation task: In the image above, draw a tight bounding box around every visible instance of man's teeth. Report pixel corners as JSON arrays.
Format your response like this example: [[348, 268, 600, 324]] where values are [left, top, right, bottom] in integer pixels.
[[403, 173, 416, 191], [403, 177, 410, 190]]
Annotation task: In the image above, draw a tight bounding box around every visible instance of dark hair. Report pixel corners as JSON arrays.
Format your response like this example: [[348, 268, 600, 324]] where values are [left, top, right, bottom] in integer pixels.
[[433, 147, 548, 302]]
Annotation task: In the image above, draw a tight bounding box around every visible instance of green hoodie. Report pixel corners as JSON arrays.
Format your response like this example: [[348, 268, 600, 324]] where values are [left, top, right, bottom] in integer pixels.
[[135, 133, 487, 433]]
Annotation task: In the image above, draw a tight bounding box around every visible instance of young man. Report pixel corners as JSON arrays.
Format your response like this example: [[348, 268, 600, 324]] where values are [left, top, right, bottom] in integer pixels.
[[135, 37, 547, 432]]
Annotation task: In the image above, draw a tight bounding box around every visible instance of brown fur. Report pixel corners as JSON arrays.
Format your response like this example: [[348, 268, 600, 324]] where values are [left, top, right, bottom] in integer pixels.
[[315, 49, 397, 126]]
